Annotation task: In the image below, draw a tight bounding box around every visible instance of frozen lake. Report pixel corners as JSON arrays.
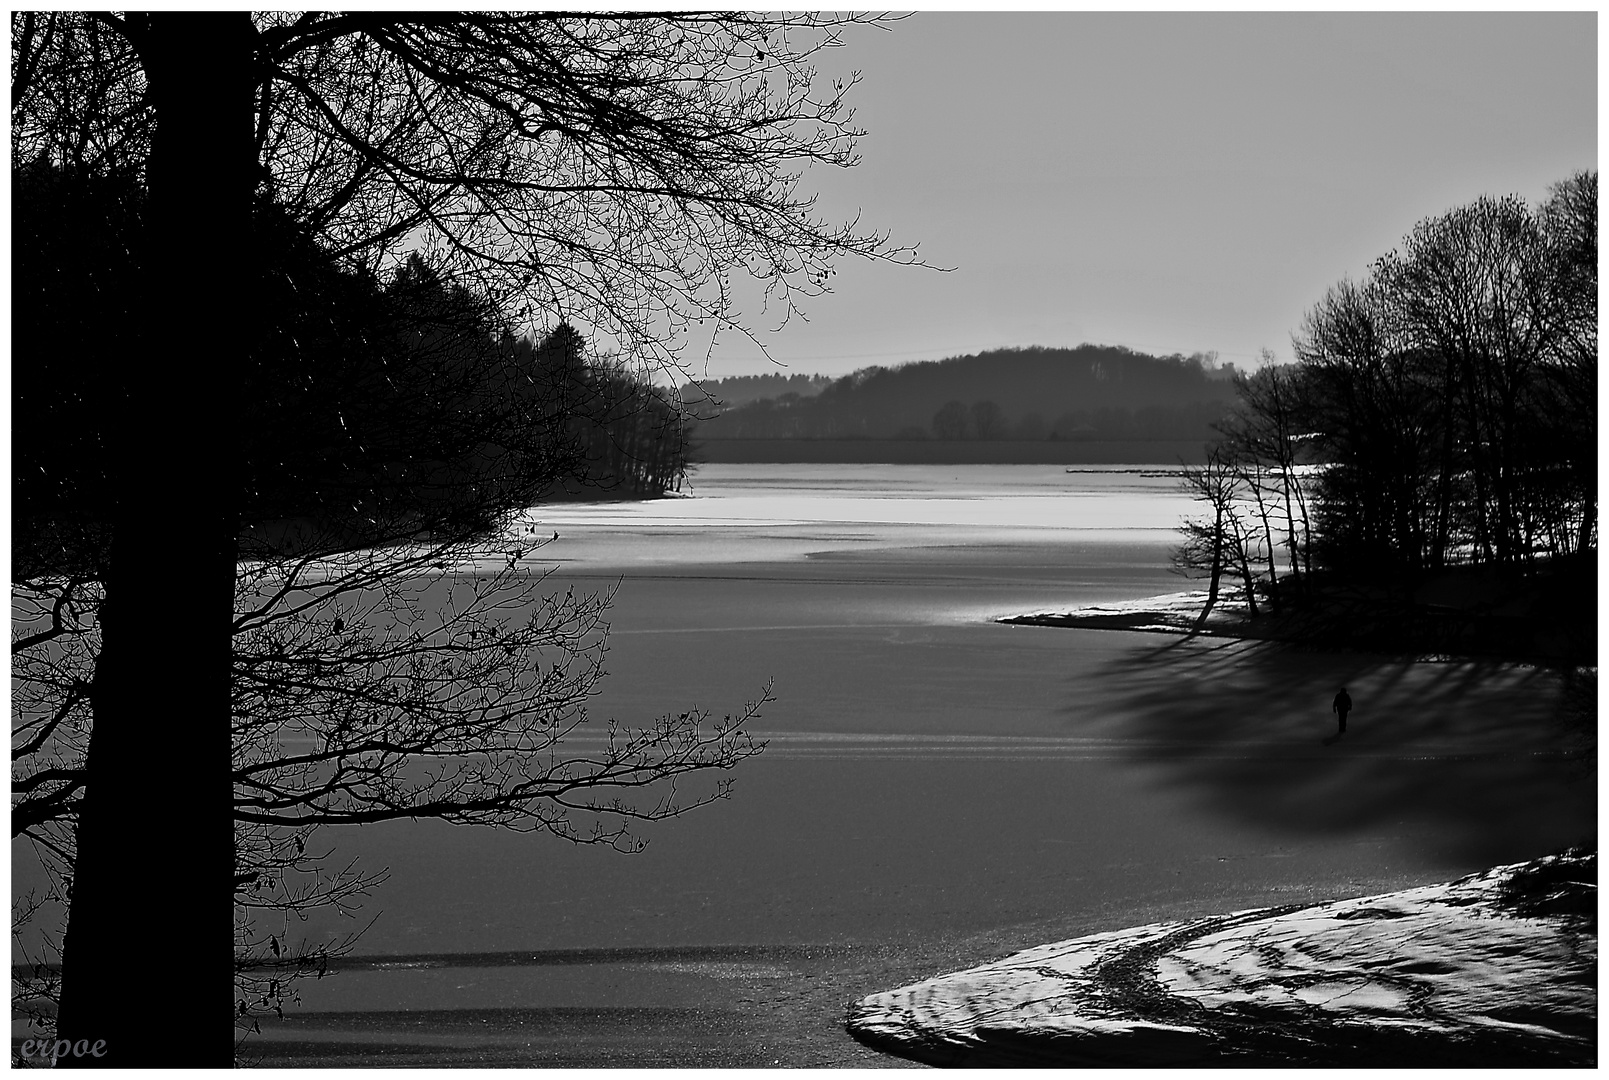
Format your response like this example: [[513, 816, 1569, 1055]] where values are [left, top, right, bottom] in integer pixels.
[[18, 465, 1593, 1065], [313, 463, 1584, 944], [255, 464, 1589, 1064]]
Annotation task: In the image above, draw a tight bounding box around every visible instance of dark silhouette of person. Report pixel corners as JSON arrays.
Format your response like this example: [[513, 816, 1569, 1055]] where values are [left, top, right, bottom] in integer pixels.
[[1332, 687, 1352, 735]]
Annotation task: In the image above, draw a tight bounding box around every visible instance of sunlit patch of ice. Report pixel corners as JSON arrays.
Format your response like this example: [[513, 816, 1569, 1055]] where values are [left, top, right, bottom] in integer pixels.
[[506, 464, 1196, 568]]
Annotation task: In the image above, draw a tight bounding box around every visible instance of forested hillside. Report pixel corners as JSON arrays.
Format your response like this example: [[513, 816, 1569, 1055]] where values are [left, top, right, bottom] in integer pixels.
[[678, 372, 831, 412], [692, 345, 1240, 444]]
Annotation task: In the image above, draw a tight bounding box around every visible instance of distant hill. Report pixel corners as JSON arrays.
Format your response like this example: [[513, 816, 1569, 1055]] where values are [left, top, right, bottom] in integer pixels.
[[690, 345, 1241, 452], [677, 371, 831, 413]]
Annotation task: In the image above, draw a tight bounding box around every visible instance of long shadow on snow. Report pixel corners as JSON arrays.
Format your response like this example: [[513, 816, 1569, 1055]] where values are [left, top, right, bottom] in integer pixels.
[[1064, 631, 1595, 867]]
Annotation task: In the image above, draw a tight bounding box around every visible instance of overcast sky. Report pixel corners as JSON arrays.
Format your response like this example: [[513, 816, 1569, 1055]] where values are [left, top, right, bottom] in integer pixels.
[[688, 11, 1596, 382]]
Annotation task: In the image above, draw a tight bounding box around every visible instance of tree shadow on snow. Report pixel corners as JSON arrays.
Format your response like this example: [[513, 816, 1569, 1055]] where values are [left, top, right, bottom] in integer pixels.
[[1065, 633, 1596, 867]]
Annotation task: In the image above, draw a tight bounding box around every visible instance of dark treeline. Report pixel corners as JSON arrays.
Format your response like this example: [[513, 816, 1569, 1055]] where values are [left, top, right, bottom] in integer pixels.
[[1177, 172, 1596, 660], [14, 157, 686, 573], [255, 237, 693, 538], [536, 323, 693, 500], [678, 371, 832, 411], [694, 345, 1241, 443]]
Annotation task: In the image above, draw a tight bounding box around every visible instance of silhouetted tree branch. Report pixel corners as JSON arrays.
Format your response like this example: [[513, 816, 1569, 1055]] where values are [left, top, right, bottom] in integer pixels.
[[1180, 175, 1595, 656], [1173, 445, 1264, 626], [1295, 177, 1595, 577], [13, 12, 902, 1064]]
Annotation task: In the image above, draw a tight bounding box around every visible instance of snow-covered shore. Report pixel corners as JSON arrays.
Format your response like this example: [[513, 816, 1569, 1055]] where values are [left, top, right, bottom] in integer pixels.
[[998, 589, 1236, 636], [847, 852, 1596, 1067]]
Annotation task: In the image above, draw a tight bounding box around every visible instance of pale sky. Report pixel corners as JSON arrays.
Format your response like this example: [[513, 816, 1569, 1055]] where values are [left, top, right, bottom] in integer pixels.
[[688, 11, 1596, 381]]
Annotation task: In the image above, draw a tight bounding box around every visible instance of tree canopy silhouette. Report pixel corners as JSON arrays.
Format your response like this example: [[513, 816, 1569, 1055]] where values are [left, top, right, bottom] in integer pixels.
[[1294, 172, 1596, 579], [12, 12, 909, 1065], [1175, 173, 1596, 657]]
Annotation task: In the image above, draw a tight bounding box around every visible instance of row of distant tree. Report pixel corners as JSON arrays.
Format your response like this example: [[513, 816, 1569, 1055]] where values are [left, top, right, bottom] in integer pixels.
[[692, 345, 1241, 442], [916, 398, 1230, 442], [1176, 172, 1595, 642], [678, 371, 832, 411], [532, 324, 694, 500]]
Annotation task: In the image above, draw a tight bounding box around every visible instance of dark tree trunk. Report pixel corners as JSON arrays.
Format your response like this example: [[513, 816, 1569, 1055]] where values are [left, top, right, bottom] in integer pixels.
[[54, 12, 255, 1067], [1236, 545, 1261, 618], [1247, 468, 1280, 612], [1192, 506, 1225, 634], [1429, 358, 1460, 569]]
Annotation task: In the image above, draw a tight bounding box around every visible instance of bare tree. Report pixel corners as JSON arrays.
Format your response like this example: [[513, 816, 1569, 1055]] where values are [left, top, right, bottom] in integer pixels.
[[1294, 277, 1448, 580], [1172, 446, 1263, 629], [932, 400, 969, 440], [1213, 355, 1317, 602], [1535, 171, 1597, 556], [1369, 193, 1557, 567], [1292, 181, 1595, 581], [970, 400, 1007, 440], [13, 12, 912, 1064]]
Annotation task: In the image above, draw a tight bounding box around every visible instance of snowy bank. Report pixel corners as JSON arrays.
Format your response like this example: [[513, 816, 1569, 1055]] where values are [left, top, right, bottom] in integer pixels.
[[999, 590, 1235, 636], [847, 852, 1596, 1067]]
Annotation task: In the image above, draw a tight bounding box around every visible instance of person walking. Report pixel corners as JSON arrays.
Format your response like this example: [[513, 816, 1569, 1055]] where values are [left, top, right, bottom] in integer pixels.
[[1332, 687, 1352, 735]]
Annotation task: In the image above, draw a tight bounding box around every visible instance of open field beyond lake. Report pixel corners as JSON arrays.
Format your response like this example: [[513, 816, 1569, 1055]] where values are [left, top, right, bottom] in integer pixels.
[[16, 465, 1593, 1067]]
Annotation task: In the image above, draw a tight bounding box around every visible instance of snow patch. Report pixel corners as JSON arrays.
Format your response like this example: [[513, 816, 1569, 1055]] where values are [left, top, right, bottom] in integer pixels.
[[848, 853, 1596, 1067]]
